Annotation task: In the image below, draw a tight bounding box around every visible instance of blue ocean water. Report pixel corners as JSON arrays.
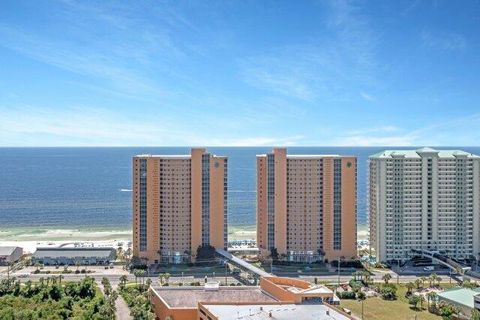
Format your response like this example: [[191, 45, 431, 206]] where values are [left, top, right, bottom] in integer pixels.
[[1, 147, 479, 230]]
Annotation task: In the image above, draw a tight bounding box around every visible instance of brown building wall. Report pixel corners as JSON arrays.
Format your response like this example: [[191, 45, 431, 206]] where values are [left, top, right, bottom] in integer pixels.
[[257, 156, 267, 252], [273, 148, 288, 255], [322, 158, 334, 259], [190, 148, 204, 258], [209, 156, 227, 249], [145, 157, 160, 262], [133, 148, 227, 264], [132, 157, 140, 257], [340, 157, 357, 260], [256, 149, 357, 261]]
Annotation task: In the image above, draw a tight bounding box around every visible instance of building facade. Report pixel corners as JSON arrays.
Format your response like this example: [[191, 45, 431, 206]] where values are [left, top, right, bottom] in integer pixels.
[[0, 246, 23, 265], [150, 276, 351, 320], [32, 247, 116, 266], [133, 148, 228, 264], [369, 148, 480, 262], [257, 148, 357, 262]]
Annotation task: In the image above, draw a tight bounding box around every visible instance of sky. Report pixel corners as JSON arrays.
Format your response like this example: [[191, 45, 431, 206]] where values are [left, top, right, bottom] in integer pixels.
[[0, 0, 479, 147]]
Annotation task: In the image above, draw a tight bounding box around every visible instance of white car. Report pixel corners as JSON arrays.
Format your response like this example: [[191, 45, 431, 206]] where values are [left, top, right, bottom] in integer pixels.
[[423, 266, 434, 271]]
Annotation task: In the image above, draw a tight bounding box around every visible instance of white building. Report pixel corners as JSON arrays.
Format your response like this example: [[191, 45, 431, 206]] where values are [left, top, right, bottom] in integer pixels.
[[369, 148, 480, 262], [0, 246, 23, 265]]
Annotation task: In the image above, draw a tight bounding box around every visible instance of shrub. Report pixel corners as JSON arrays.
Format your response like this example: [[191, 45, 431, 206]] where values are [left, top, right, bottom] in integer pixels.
[[349, 280, 363, 292], [337, 291, 356, 299], [380, 285, 397, 300]]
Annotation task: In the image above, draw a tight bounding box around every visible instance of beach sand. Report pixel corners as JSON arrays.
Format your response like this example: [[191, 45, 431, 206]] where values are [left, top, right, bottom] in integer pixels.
[[1, 224, 369, 253]]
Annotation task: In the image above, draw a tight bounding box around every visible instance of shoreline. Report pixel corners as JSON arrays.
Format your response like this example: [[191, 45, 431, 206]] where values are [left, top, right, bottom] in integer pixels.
[[0, 224, 369, 243]]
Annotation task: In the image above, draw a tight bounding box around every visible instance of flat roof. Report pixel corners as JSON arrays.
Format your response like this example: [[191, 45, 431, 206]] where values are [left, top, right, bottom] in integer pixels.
[[0, 246, 21, 256], [33, 247, 116, 259], [134, 154, 191, 159], [152, 286, 277, 308], [256, 154, 353, 158], [370, 148, 480, 159], [202, 304, 351, 320], [438, 287, 480, 308]]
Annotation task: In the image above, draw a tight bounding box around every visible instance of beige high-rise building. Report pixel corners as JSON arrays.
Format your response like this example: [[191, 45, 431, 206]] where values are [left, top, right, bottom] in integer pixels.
[[256, 148, 357, 262], [369, 148, 480, 262], [132, 148, 228, 264]]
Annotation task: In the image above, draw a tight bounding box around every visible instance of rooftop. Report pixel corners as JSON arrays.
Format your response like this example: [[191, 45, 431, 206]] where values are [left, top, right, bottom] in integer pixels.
[[151, 286, 277, 308], [256, 154, 353, 158], [370, 147, 480, 159], [437, 287, 480, 308], [0, 246, 21, 256], [33, 247, 116, 259], [202, 304, 351, 320]]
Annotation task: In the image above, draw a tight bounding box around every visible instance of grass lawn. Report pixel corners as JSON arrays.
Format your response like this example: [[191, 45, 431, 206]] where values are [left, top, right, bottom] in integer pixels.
[[340, 283, 458, 320]]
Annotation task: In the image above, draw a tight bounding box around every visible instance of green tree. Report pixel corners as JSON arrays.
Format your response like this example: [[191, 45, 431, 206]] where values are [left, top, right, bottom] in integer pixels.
[[380, 285, 397, 300], [356, 291, 366, 320], [382, 273, 392, 284], [406, 282, 415, 294], [471, 308, 480, 320], [438, 301, 458, 320], [408, 295, 421, 310]]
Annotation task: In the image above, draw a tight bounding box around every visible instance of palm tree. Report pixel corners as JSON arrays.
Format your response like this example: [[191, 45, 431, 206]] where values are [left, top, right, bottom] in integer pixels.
[[429, 273, 438, 287], [133, 269, 142, 285], [414, 278, 422, 289], [382, 273, 392, 284], [406, 282, 415, 294], [58, 275, 64, 285], [158, 273, 165, 285], [420, 276, 427, 287], [356, 291, 366, 320], [435, 276, 442, 286], [427, 291, 437, 310], [164, 272, 171, 285], [119, 275, 128, 286]]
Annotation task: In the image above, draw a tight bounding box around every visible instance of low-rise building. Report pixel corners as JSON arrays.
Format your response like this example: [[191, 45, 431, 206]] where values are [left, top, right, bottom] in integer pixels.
[[32, 247, 116, 266], [150, 276, 350, 320], [199, 304, 348, 320], [0, 246, 23, 265], [437, 287, 480, 317]]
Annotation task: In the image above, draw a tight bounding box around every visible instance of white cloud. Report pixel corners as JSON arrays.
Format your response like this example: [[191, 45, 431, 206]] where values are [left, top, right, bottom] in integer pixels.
[[360, 92, 376, 102], [421, 29, 467, 52], [238, 0, 378, 101]]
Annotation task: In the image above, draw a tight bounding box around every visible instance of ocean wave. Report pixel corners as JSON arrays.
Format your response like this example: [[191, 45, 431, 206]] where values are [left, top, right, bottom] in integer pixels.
[[119, 189, 132, 192]]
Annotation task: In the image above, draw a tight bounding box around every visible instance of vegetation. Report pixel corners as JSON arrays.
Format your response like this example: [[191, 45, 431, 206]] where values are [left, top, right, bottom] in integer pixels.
[[196, 245, 216, 262], [340, 283, 459, 320], [119, 281, 155, 320], [379, 284, 397, 300], [158, 273, 171, 286], [0, 276, 109, 319]]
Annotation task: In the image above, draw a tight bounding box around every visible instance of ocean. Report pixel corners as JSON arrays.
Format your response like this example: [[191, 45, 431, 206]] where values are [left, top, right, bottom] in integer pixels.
[[1, 147, 479, 232]]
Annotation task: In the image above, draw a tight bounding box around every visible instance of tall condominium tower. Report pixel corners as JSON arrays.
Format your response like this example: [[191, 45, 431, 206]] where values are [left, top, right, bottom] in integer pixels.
[[132, 148, 228, 264], [369, 148, 480, 262], [256, 148, 357, 262]]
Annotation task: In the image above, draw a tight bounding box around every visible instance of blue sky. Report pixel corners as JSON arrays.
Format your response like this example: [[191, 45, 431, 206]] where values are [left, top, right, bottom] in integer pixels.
[[0, 0, 479, 146]]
